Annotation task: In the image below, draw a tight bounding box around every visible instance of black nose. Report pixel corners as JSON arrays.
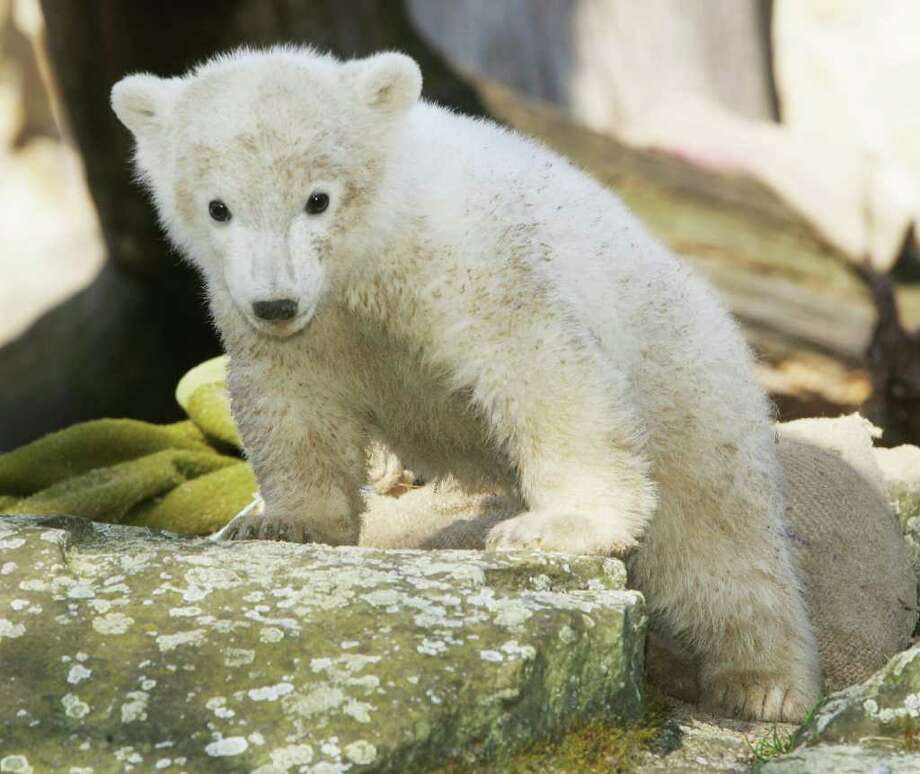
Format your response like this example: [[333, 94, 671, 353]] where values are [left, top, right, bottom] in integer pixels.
[[252, 299, 298, 321]]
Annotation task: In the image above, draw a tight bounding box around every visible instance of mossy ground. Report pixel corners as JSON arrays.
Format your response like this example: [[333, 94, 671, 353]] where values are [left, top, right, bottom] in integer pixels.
[[442, 685, 669, 773], [500, 717, 662, 773], [443, 689, 820, 772]]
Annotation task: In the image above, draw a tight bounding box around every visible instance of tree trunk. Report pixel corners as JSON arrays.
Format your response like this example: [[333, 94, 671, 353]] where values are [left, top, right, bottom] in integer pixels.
[[0, 0, 481, 451], [859, 267, 920, 446]]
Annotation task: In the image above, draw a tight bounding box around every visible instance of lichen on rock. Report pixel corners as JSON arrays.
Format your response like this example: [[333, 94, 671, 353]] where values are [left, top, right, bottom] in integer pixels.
[[793, 644, 920, 754], [759, 744, 920, 773], [0, 515, 645, 772]]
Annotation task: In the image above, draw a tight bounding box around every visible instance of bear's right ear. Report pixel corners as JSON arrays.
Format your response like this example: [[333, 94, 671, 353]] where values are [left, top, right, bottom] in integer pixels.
[[111, 74, 182, 138]]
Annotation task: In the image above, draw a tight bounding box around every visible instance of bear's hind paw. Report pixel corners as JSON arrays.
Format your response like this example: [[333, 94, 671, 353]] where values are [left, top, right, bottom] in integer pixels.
[[703, 676, 818, 722]]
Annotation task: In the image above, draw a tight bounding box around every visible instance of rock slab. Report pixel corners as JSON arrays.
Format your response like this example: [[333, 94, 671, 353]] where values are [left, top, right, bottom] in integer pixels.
[[0, 516, 645, 772], [761, 744, 920, 773], [755, 544, 920, 774], [783, 644, 920, 766]]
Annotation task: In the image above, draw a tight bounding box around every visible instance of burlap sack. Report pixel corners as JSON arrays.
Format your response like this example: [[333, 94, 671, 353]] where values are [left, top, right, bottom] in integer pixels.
[[358, 414, 918, 694], [359, 476, 519, 550], [778, 414, 917, 692]]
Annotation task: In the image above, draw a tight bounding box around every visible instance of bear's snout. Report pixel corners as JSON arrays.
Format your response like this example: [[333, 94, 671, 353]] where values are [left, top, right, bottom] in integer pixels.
[[252, 299, 299, 322]]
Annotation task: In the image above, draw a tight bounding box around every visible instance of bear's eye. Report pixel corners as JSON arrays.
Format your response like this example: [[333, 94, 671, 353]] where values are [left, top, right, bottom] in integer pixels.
[[208, 200, 232, 223], [305, 192, 330, 215]]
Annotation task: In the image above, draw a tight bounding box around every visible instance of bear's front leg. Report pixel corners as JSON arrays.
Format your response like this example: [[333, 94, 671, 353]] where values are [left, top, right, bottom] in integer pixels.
[[216, 374, 367, 545], [216, 477, 360, 544], [472, 344, 657, 557], [485, 451, 656, 558]]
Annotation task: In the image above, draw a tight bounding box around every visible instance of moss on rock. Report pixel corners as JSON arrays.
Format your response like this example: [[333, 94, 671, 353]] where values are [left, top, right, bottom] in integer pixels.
[[793, 645, 920, 753], [0, 515, 645, 772]]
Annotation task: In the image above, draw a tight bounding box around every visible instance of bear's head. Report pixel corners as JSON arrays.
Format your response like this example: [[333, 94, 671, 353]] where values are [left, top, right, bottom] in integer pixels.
[[111, 47, 422, 338]]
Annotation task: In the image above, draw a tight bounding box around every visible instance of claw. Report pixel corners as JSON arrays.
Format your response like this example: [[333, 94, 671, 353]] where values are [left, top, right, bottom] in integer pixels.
[[703, 675, 814, 722], [214, 524, 237, 541]]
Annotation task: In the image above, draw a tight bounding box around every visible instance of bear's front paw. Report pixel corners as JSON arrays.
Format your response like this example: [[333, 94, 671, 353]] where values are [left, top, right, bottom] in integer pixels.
[[702, 673, 818, 722], [484, 511, 639, 557], [213, 510, 315, 543]]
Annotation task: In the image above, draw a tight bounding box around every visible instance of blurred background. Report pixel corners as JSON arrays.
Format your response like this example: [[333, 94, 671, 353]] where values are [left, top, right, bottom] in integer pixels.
[[1, 0, 918, 451]]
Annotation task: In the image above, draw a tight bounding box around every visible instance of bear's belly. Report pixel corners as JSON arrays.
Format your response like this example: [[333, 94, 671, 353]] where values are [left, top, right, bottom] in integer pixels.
[[356, 337, 514, 489], [369, 377, 513, 488]]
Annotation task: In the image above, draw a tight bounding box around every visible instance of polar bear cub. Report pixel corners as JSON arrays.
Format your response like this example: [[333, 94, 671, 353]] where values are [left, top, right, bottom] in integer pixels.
[[111, 47, 820, 721]]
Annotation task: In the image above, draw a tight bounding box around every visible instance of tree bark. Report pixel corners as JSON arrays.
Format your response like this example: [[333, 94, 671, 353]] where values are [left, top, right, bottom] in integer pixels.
[[0, 1, 482, 451], [858, 266, 920, 446]]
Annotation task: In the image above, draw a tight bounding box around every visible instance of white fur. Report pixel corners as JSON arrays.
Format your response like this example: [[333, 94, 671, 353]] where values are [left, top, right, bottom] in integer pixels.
[[112, 46, 820, 721]]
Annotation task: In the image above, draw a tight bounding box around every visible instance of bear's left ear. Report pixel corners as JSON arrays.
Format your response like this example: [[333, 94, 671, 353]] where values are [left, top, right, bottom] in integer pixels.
[[349, 52, 422, 115]]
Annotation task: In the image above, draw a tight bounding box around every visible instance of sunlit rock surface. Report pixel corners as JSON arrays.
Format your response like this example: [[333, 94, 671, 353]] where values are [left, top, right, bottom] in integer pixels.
[[793, 645, 920, 753], [0, 515, 645, 772], [761, 744, 920, 773]]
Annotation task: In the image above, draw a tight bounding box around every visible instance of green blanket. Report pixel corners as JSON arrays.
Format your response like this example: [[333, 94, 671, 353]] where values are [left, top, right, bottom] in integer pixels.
[[0, 357, 255, 535]]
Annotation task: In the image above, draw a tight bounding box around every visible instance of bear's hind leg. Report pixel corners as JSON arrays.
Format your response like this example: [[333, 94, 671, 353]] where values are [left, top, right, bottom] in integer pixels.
[[633, 452, 821, 722], [695, 565, 820, 722]]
